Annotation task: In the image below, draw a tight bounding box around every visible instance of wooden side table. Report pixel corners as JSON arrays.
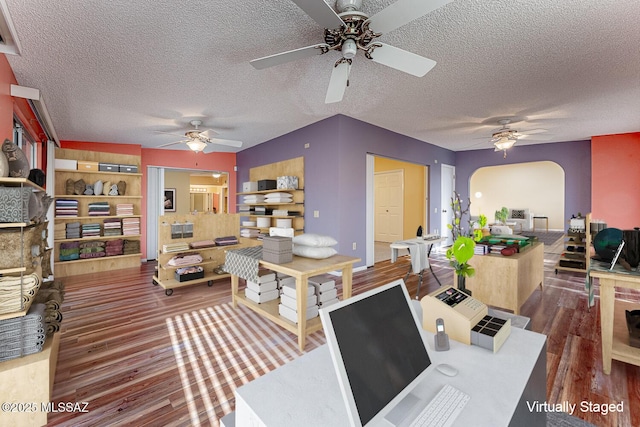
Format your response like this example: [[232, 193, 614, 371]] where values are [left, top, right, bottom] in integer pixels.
[[532, 216, 549, 232], [589, 268, 640, 374]]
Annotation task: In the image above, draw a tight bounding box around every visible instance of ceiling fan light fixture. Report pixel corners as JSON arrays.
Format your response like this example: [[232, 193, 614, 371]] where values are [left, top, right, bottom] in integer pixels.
[[493, 137, 516, 151], [186, 139, 207, 153], [342, 38, 357, 59]]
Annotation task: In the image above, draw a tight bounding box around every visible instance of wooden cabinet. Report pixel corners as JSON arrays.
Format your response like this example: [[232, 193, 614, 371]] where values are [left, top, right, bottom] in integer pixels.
[[466, 242, 544, 315], [555, 213, 592, 274], [53, 148, 142, 277], [153, 213, 260, 295], [238, 157, 305, 238]]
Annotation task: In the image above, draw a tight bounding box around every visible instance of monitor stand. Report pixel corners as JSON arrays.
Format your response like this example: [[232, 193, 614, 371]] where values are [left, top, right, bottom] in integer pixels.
[[384, 392, 421, 426]]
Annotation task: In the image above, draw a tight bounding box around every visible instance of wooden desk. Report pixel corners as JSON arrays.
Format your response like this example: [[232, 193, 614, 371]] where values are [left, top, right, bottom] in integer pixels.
[[589, 268, 640, 374], [231, 254, 360, 351], [465, 242, 544, 315]]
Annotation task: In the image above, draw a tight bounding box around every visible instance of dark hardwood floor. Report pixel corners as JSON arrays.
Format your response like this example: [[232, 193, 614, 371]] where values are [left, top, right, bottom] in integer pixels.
[[46, 246, 640, 426]]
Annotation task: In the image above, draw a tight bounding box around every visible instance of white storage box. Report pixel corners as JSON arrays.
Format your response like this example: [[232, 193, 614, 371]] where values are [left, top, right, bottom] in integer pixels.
[[280, 293, 318, 311], [242, 220, 257, 227], [243, 181, 258, 192], [256, 217, 271, 228], [54, 158, 77, 170], [245, 288, 279, 304], [318, 297, 340, 308], [246, 279, 278, 294], [309, 274, 336, 292], [281, 281, 314, 299], [317, 288, 338, 303], [269, 227, 295, 238], [276, 218, 292, 228], [278, 304, 319, 323]]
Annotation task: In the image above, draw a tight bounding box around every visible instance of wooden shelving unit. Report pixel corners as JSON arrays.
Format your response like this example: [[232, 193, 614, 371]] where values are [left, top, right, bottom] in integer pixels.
[[53, 148, 142, 277], [0, 177, 46, 320], [555, 213, 592, 274], [238, 157, 305, 237], [153, 213, 260, 295], [0, 177, 60, 427]]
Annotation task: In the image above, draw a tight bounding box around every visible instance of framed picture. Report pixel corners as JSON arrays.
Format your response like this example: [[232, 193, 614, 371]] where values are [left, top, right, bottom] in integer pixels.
[[164, 188, 176, 212]]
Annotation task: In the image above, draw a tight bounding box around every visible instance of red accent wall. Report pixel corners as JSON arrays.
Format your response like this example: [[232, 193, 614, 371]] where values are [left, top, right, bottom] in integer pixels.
[[0, 54, 45, 147], [591, 132, 640, 229], [61, 141, 237, 259]]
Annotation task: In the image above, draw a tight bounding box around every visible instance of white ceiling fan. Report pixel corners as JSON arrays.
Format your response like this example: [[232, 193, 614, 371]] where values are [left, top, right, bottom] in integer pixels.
[[488, 119, 549, 158], [250, 0, 452, 103], [156, 120, 243, 153]]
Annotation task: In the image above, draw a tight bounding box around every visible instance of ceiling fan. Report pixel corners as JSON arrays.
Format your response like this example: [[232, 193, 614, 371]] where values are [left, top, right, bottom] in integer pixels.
[[488, 119, 548, 158], [250, 0, 452, 103], [156, 120, 243, 153]]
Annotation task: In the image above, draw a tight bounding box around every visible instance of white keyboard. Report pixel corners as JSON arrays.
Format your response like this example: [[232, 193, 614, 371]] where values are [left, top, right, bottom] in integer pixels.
[[409, 384, 470, 427]]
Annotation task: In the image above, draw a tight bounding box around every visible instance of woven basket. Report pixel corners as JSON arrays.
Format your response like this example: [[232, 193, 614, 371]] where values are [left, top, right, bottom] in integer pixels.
[[0, 222, 47, 273], [0, 273, 41, 315]]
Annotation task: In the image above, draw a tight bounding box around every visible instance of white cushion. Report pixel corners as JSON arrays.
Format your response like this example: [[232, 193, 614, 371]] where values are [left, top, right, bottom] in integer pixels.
[[293, 245, 337, 259], [292, 233, 338, 247]]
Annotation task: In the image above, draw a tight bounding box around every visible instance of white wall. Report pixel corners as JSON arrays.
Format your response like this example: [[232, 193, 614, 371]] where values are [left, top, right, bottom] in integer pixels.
[[470, 161, 565, 230]]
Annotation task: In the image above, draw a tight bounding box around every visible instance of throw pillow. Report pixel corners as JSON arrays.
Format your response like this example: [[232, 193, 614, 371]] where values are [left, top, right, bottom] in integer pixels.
[[511, 209, 525, 219], [292, 233, 338, 247], [293, 245, 337, 259]]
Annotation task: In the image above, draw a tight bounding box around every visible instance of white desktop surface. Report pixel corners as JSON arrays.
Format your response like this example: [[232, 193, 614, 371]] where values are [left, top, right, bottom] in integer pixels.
[[234, 327, 546, 426]]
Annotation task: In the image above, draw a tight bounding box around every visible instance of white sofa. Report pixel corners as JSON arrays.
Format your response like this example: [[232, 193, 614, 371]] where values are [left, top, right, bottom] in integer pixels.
[[507, 208, 533, 231]]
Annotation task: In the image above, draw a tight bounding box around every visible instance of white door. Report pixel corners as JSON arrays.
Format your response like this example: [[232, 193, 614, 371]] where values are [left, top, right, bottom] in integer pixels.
[[441, 164, 455, 246], [375, 170, 404, 243]]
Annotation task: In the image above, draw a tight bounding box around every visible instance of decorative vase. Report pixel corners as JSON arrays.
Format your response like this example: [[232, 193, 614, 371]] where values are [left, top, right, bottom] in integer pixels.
[[457, 274, 472, 296]]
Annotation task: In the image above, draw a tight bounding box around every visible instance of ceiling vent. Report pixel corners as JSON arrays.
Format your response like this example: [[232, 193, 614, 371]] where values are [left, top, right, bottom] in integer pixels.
[[0, 0, 21, 55]]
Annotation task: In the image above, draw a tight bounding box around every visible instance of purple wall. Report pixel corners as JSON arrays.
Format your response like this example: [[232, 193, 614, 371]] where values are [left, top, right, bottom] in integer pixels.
[[237, 115, 456, 267], [238, 116, 592, 266], [454, 140, 592, 230]]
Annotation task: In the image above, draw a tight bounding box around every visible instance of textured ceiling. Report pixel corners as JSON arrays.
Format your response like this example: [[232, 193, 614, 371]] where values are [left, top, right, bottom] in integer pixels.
[[5, 0, 640, 153]]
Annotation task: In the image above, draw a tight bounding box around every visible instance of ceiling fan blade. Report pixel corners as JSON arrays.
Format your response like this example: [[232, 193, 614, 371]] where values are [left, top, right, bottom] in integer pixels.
[[154, 130, 186, 138], [290, 0, 345, 29], [157, 140, 187, 148], [366, 0, 452, 34], [325, 61, 351, 104], [367, 43, 436, 77], [519, 134, 552, 141], [250, 43, 331, 70], [522, 128, 548, 135], [208, 138, 243, 148], [198, 129, 219, 139]]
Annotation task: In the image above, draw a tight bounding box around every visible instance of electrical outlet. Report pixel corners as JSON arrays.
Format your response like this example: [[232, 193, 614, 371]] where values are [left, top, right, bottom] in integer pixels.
[[352, 242, 357, 250], [314, 210, 319, 218], [304, 143, 310, 149]]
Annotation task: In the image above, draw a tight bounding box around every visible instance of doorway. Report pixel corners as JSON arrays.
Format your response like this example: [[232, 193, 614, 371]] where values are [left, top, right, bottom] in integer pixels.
[[366, 154, 429, 265], [440, 164, 455, 246]]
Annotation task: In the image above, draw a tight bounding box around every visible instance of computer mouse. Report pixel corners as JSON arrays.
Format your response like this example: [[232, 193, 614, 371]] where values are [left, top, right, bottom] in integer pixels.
[[436, 363, 458, 377]]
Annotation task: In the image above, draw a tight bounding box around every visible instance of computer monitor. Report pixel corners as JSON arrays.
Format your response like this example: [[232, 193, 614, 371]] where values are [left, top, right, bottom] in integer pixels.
[[319, 279, 434, 426]]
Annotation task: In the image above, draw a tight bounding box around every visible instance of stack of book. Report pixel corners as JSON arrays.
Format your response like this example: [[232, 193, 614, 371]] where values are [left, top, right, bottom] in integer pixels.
[[278, 280, 318, 323], [309, 274, 339, 308], [244, 271, 279, 304], [474, 244, 489, 255]]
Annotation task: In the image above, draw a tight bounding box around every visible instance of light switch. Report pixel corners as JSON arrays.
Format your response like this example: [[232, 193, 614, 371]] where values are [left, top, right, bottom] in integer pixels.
[[314, 210, 319, 218]]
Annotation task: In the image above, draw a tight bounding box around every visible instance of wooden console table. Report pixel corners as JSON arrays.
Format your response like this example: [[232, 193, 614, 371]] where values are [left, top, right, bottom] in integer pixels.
[[231, 254, 360, 351], [464, 242, 544, 315], [589, 267, 640, 374]]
